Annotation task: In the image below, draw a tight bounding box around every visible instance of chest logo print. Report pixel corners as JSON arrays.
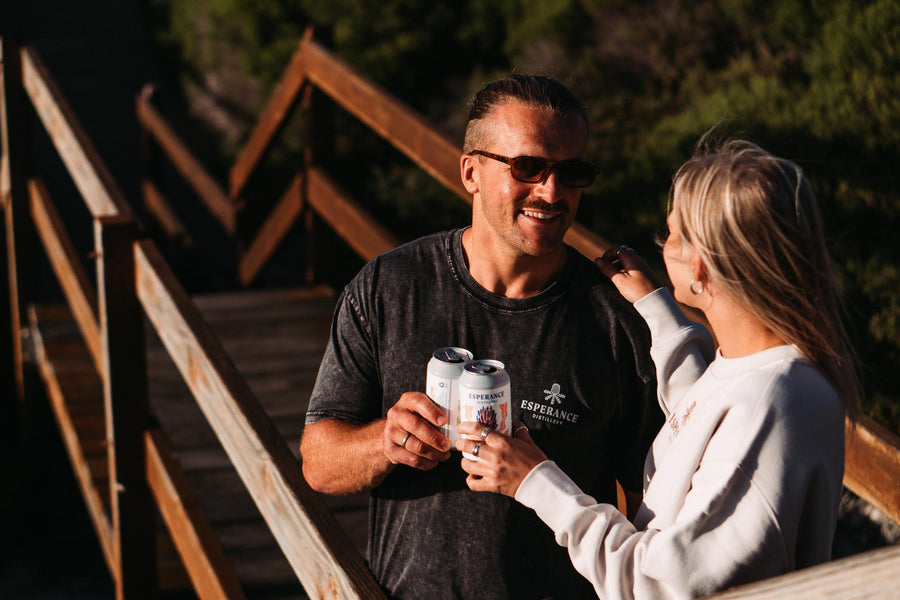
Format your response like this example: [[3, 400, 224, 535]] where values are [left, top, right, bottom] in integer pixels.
[[544, 383, 566, 405], [521, 382, 581, 426]]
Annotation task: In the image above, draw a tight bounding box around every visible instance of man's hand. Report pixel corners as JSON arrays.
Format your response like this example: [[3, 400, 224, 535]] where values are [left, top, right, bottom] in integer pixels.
[[594, 245, 662, 304], [383, 391, 452, 470], [301, 391, 452, 494]]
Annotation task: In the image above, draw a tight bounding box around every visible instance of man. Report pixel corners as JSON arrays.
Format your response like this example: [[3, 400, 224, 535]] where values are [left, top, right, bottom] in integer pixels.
[[301, 75, 659, 599]]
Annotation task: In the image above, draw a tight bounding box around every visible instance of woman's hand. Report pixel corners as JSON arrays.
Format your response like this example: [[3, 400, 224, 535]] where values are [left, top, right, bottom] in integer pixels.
[[595, 245, 663, 304], [456, 421, 547, 497]]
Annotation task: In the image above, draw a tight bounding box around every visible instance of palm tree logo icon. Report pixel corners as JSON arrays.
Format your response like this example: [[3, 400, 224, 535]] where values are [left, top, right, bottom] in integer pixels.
[[544, 383, 565, 405]]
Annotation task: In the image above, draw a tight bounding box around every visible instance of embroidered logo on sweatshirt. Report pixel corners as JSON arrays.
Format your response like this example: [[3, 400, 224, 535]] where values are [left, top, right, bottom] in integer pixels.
[[667, 400, 697, 441], [520, 383, 581, 425]]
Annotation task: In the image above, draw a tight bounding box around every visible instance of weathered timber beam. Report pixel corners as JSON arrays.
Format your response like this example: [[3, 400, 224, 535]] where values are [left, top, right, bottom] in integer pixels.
[[145, 428, 247, 600], [563, 222, 609, 261], [96, 216, 156, 598], [229, 32, 310, 201], [844, 415, 900, 525], [0, 151, 8, 209], [702, 544, 900, 599], [306, 166, 398, 262], [135, 94, 236, 234], [20, 47, 131, 219], [238, 173, 303, 286], [27, 304, 116, 575], [141, 179, 192, 244], [28, 178, 103, 372], [1, 39, 8, 206], [134, 239, 387, 600], [300, 37, 469, 201]]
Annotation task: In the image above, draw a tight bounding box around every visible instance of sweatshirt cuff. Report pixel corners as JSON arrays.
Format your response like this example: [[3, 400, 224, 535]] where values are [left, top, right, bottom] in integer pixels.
[[633, 287, 695, 339], [515, 460, 586, 531]]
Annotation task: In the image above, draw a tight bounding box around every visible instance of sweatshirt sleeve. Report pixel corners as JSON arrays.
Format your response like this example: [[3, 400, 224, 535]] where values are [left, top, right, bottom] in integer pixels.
[[516, 461, 675, 600], [633, 289, 715, 417], [516, 457, 787, 600]]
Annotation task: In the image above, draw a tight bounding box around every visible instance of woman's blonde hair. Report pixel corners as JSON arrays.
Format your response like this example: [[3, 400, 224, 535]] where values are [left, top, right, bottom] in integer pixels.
[[670, 138, 860, 417]]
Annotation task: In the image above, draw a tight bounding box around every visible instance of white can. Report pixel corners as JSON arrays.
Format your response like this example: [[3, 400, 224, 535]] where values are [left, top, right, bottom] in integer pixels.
[[426, 347, 473, 444], [459, 359, 511, 460]]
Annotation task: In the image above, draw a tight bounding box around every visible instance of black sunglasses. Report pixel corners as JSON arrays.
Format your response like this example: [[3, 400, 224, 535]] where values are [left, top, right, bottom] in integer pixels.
[[470, 150, 598, 188]]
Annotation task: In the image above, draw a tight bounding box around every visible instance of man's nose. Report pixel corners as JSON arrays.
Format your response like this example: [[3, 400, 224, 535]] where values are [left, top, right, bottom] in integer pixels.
[[533, 170, 564, 202]]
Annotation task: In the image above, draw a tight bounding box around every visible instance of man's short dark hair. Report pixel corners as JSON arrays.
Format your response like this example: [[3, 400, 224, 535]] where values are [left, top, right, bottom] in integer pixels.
[[463, 74, 588, 153]]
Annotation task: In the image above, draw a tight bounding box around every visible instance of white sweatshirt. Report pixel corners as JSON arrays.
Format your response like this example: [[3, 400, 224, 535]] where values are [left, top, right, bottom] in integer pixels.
[[515, 288, 845, 599]]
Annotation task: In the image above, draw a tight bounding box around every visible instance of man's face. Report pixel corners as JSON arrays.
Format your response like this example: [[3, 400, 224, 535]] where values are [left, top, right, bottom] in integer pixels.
[[463, 101, 589, 259]]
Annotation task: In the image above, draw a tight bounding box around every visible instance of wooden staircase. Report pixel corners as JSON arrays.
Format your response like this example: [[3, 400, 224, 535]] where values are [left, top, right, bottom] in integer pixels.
[[3, 30, 900, 600]]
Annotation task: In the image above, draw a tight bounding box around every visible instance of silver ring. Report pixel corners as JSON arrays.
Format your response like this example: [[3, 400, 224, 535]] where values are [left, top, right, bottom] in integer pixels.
[[401, 432, 411, 448], [616, 245, 625, 257], [472, 443, 481, 457], [514, 425, 528, 436], [480, 426, 492, 440]]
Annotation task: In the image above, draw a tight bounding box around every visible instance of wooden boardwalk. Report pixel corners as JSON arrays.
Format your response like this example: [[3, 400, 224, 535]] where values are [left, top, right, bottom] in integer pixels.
[[29, 285, 370, 598]]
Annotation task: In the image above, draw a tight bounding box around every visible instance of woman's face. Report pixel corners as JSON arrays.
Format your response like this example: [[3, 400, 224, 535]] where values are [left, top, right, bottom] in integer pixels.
[[662, 208, 696, 306]]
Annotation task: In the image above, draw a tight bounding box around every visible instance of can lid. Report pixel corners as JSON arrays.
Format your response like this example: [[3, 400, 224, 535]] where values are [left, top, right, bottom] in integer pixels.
[[434, 347, 467, 363], [465, 360, 499, 375]]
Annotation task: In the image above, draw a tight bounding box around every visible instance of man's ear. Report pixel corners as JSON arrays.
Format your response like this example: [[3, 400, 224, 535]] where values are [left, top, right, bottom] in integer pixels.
[[461, 154, 479, 194]]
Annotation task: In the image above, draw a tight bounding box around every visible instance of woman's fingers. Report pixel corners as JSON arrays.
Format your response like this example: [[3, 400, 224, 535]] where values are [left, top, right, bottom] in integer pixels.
[[456, 422, 548, 497], [595, 244, 662, 303]]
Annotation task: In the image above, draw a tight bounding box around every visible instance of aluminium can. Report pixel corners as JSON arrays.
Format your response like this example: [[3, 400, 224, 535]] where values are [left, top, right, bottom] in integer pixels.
[[426, 347, 474, 444], [459, 359, 511, 460]]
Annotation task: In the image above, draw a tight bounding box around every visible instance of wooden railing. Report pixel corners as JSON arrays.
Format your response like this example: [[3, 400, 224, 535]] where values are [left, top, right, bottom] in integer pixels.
[[4, 30, 900, 600], [2, 36, 385, 599]]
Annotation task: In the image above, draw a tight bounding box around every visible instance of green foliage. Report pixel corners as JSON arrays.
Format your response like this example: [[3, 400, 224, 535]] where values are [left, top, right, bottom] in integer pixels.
[[144, 0, 900, 434]]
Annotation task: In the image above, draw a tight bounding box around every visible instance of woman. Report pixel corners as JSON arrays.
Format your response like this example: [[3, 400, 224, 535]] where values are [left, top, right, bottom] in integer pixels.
[[456, 139, 860, 599]]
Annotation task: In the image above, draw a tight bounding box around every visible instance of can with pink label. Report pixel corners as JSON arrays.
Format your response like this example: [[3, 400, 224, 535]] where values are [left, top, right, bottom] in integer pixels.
[[459, 359, 511, 460]]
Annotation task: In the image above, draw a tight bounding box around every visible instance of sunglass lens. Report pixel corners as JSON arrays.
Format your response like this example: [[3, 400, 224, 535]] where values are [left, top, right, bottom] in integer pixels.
[[511, 157, 549, 182], [558, 162, 597, 187]]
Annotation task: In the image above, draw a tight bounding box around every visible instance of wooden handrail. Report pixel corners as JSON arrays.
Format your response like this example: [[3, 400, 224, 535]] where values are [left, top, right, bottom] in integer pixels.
[[28, 178, 103, 372], [306, 166, 398, 262], [136, 91, 236, 233], [300, 37, 468, 202], [238, 173, 304, 286], [844, 415, 900, 525], [134, 239, 387, 600], [702, 544, 900, 598], [27, 306, 116, 574], [229, 31, 311, 200], [20, 47, 130, 219], [145, 428, 247, 600]]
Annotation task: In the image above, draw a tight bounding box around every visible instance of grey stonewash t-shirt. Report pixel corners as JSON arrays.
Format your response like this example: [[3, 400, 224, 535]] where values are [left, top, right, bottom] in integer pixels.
[[306, 228, 660, 600]]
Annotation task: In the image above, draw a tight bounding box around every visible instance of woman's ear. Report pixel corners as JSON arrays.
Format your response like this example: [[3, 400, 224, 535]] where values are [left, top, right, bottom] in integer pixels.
[[460, 154, 479, 194], [689, 251, 708, 287]]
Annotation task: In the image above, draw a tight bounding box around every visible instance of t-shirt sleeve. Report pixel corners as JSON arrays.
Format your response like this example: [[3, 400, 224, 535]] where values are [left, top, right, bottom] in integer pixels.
[[610, 301, 664, 495], [305, 284, 382, 424]]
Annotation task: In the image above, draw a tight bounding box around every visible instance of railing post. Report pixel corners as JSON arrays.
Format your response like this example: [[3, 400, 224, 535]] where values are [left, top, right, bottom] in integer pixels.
[[1, 37, 37, 405], [301, 30, 334, 286], [95, 215, 156, 599]]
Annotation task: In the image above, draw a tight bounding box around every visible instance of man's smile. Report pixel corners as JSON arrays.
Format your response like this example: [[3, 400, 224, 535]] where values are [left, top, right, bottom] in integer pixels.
[[520, 201, 568, 222], [522, 209, 559, 220]]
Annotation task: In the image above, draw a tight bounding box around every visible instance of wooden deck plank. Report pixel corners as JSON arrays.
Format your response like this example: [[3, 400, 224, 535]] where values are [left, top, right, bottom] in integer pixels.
[[29, 286, 370, 599]]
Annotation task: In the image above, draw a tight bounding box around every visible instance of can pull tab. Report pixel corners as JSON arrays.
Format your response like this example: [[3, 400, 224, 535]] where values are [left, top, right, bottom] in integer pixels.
[[437, 348, 465, 363], [470, 364, 497, 374]]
